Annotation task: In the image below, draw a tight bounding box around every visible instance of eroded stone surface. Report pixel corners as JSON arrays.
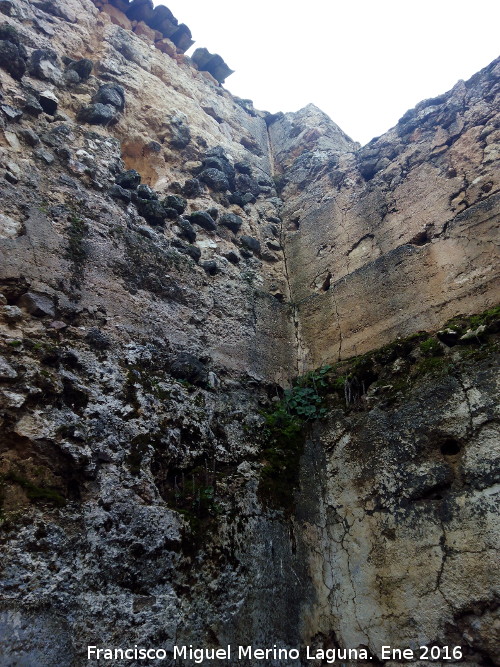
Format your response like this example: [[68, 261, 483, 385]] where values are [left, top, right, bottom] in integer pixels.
[[269, 63, 500, 368], [299, 356, 499, 664], [0, 0, 498, 664]]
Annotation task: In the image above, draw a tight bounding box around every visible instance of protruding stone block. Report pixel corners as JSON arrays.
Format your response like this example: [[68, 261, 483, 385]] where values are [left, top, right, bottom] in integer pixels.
[[148, 4, 178, 37], [101, 3, 132, 30], [19, 292, 55, 318], [155, 37, 176, 57], [170, 24, 193, 53], [191, 48, 234, 83], [125, 0, 153, 23], [134, 20, 156, 41]]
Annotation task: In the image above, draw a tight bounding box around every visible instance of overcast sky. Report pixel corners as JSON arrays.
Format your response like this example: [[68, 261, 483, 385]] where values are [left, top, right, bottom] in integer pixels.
[[160, 0, 500, 146]]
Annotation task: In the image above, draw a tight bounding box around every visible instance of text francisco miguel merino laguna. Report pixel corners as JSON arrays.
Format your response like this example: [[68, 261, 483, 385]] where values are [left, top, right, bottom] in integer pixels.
[[88, 644, 436, 663]]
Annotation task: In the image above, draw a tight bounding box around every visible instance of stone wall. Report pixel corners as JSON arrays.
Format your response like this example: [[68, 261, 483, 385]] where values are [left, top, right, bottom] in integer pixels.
[[269, 61, 500, 367], [0, 0, 498, 664], [298, 346, 499, 665], [0, 0, 296, 384], [92, 0, 233, 83], [0, 0, 303, 662]]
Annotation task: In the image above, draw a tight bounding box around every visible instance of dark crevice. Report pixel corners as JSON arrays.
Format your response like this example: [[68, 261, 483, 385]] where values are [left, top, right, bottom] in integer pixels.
[[321, 271, 332, 291], [440, 438, 461, 456]]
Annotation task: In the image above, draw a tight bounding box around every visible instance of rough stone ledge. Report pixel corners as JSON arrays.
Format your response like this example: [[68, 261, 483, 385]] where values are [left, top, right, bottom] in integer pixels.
[[91, 0, 234, 82]]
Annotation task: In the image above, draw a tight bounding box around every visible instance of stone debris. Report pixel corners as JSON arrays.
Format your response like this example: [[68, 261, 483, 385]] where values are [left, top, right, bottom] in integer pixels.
[[115, 169, 141, 189], [1, 104, 23, 121], [77, 102, 118, 125], [0, 355, 18, 379], [22, 95, 43, 116], [240, 235, 261, 254], [170, 351, 208, 385], [18, 127, 40, 146], [64, 57, 93, 81], [166, 111, 191, 148], [2, 304, 22, 322], [219, 212, 242, 232], [460, 324, 487, 341], [187, 210, 217, 231], [109, 183, 131, 201], [0, 22, 27, 79], [175, 217, 196, 243], [18, 292, 55, 317], [28, 48, 62, 84], [201, 259, 218, 275], [0, 212, 22, 237], [136, 183, 157, 200], [135, 197, 168, 225], [164, 194, 186, 213], [94, 83, 125, 111], [198, 166, 229, 191]]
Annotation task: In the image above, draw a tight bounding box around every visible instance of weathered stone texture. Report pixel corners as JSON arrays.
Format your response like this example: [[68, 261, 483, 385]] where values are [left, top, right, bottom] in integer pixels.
[[0, 0, 498, 664], [269, 60, 500, 367], [298, 356, 499, 664]]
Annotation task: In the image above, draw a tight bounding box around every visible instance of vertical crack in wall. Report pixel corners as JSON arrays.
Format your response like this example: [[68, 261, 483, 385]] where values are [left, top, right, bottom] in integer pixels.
[[281, 232, 304, 376], [331, 290, 343, 362], [435, 522, 453, 609], [265, 120, 303, 377], [455, 372, 475, 437]]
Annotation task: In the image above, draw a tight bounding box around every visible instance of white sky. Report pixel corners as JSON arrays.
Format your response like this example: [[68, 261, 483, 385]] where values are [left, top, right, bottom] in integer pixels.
[[160, 0, 500, 146]]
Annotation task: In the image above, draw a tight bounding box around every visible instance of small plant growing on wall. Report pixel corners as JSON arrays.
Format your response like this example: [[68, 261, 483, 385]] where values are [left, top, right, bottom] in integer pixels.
[[259, 365, 331, 511]]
